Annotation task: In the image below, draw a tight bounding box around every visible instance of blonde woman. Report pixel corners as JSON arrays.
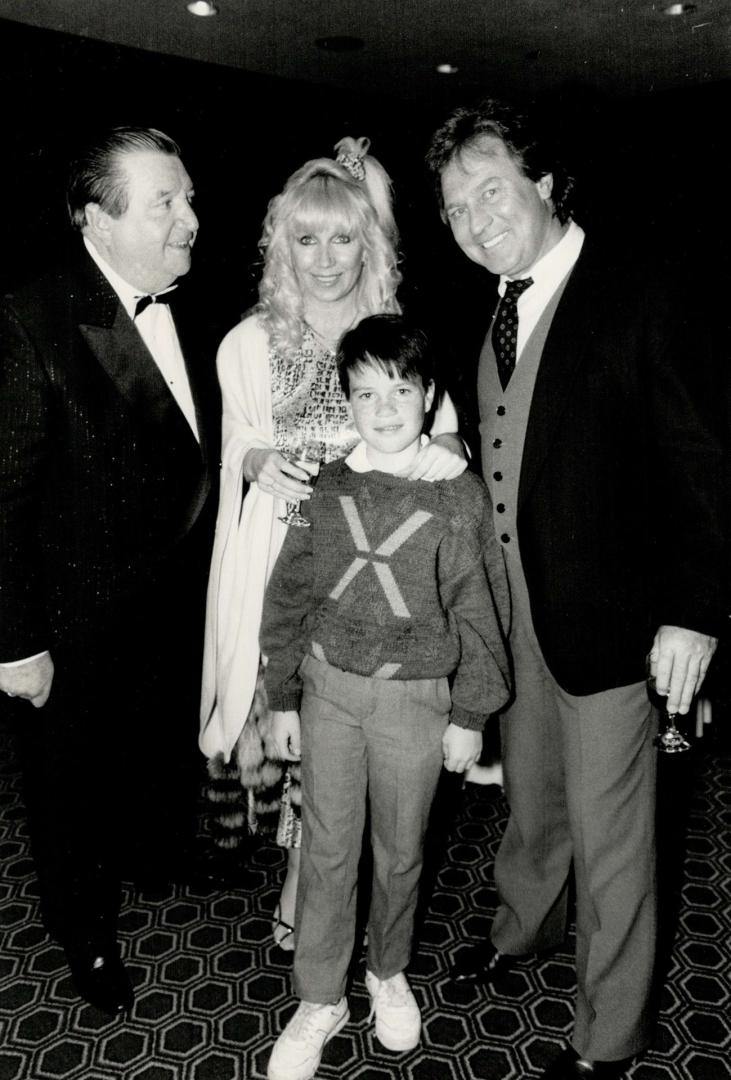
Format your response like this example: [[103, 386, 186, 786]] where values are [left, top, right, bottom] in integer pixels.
[[200, 138, 465, 950]]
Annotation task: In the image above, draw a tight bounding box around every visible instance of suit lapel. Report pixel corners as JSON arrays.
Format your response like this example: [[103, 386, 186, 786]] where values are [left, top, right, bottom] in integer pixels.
[[518, 248, 597, 510], [75, 257, 202, 456]]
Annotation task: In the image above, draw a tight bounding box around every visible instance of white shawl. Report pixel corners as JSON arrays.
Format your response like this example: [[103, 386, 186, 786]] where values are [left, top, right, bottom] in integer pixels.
[[199, 315, 288, 761]]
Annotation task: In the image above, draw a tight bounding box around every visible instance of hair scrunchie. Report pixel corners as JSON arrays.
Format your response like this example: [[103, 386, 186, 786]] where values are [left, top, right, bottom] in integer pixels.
[[334, 136, 370, 181], [332, 136, 396, 244]]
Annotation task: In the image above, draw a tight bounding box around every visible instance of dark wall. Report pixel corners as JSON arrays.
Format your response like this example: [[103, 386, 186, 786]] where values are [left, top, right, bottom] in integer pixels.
[[1, 18, 728, 338], [2, 17, 729, 689], [0, 20, 388, 325]]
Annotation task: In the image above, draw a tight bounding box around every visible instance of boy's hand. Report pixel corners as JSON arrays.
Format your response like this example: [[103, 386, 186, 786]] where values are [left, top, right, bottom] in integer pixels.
[[442, 723, 482, 773], [270, 710, 301, 761]]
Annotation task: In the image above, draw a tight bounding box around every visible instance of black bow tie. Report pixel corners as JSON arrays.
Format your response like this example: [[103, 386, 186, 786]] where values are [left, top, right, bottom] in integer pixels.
[[134, 291, 175, 319]]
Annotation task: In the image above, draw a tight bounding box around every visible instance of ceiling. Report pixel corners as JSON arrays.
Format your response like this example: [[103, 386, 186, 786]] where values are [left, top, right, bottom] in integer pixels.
[[0, 0, 728, 106]]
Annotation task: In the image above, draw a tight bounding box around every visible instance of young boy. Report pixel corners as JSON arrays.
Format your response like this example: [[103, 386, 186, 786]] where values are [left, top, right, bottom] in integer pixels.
[[262, 315, 510, 1080]]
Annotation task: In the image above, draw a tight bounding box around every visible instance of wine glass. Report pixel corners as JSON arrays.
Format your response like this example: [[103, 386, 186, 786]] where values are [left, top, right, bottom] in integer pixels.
[[278, 439, 322, 528], [654, 710, 691, 754]]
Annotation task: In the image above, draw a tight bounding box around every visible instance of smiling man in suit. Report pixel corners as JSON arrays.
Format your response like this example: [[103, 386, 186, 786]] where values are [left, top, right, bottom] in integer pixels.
[[426, 101, 725, 1078], [0, 127, 219, 1014]]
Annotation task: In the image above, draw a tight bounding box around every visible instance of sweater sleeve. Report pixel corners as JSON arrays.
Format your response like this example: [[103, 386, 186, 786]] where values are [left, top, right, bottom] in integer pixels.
[[260, 505, 315, 711], [438, 484, 511, 730]]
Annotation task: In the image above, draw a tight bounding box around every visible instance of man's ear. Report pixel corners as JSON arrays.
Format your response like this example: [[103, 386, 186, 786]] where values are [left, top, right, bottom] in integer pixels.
[[83, 202, 111, 242], [536, 173, 554, 202]]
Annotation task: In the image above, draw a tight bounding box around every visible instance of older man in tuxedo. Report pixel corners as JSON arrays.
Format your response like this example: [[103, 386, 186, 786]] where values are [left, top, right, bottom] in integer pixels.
[[0, 127, 220, 1014], [426, 101, 725, 1078]]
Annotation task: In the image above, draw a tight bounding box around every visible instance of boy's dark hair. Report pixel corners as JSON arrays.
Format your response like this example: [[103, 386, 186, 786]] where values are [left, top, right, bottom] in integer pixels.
[[337, 314, 435, 399]]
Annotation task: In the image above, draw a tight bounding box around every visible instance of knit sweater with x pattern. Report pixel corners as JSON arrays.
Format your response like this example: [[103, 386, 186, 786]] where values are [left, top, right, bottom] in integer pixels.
[[261, 458, 511, 730]]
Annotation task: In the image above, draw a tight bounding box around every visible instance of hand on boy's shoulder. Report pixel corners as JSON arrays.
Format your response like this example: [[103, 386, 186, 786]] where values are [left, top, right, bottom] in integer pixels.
[[404, 434, 468, 482]]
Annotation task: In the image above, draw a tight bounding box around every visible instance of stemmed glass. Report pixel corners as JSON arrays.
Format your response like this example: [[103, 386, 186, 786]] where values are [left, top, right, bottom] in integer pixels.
[[654, 710, 692, 754], [278, 439, 322, 528]]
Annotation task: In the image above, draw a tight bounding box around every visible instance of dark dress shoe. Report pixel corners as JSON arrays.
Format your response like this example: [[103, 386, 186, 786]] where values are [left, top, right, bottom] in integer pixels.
[[450, 942, 513, 983], [541, 1047, 631, 1079], [64, 940, 134, 1016]]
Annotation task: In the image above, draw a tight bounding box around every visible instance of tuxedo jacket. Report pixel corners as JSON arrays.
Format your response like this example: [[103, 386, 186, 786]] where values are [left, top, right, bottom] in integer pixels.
[[477, 241, 727, 695], [0, 248, 221, 662]]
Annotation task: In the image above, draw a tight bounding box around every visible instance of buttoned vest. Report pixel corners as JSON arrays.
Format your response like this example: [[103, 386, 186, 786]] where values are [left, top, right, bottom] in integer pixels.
[[478, 273, 573, 631]]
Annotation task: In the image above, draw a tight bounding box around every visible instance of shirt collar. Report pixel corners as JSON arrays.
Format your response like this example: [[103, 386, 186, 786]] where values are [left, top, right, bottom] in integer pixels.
[[83, 236, 177, 319], [345, 434, 430, 473], [499, 220, 585, 296]]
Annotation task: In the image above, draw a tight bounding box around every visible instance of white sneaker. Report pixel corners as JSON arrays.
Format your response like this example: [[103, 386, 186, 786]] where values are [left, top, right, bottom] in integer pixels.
[[267, 998, 349, 1080], [365, 970, 421, 1051]]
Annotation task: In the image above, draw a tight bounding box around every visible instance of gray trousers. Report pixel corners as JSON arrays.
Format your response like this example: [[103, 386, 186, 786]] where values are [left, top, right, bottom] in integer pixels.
[[492, 575, 658, 1061], [293, 655, 450, 1004]]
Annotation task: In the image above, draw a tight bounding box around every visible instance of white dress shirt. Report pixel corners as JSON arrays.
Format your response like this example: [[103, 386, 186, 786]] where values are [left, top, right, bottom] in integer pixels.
[[84, 237, 199, 441], [499, 220, 585, 362]]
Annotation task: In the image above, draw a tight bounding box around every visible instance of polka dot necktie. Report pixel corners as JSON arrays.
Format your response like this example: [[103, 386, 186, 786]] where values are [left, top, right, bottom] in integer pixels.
[[492, 277, 534, 390]]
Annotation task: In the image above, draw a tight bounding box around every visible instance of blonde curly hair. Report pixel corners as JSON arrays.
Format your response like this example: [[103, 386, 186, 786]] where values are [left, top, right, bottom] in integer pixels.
[[257, 148, 401, 358]]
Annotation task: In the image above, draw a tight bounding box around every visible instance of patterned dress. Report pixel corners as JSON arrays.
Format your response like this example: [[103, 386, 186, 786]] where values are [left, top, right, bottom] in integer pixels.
[[236, 327, 359, 848], [271, 326, 358, 465]]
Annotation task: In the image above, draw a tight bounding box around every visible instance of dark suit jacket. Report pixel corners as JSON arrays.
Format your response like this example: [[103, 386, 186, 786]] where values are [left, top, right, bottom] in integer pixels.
[[0, 247, 221, 662], [478, 241, 727, 696]]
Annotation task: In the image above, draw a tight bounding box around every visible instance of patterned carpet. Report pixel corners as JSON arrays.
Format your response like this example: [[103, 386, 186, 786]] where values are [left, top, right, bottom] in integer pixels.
[[0, 713, 729, 1080]]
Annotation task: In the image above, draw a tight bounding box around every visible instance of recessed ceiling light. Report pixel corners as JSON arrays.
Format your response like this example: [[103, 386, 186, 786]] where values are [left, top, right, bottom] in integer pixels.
[[664, 3, 697, 14], [187, 1, 218, 16], [436, 63, 459, 75]]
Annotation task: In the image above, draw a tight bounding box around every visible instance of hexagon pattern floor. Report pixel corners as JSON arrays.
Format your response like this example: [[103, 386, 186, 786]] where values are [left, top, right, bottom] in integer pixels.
[[0, 718, 729, 1080]]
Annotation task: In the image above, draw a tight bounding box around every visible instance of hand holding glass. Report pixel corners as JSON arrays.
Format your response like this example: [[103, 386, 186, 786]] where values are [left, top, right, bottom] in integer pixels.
[[646, 655, 692, 754], [278, 440, 322, 527], [654, 710, 691, 754]]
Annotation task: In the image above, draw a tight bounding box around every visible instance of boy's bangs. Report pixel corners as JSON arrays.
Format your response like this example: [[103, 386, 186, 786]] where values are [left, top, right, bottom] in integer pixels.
[[353, 355, 416, 383], [290, 178, 361, 238]]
